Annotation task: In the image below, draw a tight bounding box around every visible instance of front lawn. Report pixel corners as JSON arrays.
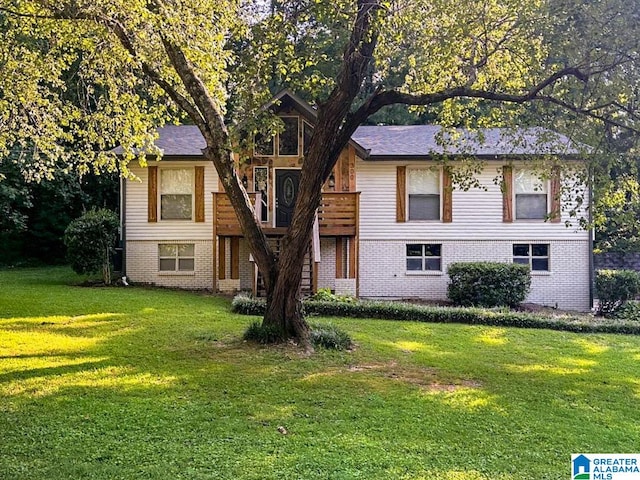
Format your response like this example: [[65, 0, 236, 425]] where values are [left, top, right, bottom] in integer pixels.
[[1, 267, 639, 479]]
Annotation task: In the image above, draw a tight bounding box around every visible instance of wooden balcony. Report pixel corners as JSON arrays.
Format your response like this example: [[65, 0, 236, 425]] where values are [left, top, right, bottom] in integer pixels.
[[213, 191, 360, 237]]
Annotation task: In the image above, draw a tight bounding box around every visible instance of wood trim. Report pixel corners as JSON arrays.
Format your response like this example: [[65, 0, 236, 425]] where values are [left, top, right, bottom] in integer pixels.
[[442, 167, 453, 223], [550, 167, 561, 223], [194, 166, 205, 222], [218, 237, 226, 280], [212, 193, 218, 291], [396, 166, 406, 222], [230, 237, 240, 280], [347, 145, 356, 192], [349, 236, 357, 279], [335, 237, 345, 279], [502, 166, 513, 223], [148, 166, 158, 222]]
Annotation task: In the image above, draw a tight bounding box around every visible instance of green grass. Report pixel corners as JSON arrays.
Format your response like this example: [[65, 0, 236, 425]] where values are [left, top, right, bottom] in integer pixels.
[[1, 267, 639, 480]]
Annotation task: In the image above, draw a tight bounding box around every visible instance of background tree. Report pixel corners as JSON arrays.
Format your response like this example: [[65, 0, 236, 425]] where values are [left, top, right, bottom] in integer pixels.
[[1, 0, 639, 345]]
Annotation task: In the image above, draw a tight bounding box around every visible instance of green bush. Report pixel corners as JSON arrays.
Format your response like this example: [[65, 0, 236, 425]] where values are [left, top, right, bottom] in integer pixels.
[[242, 321, 285, 344], [447, 262, 531, 308], [613, 301, 640, 322], [64, 208, 119, 285], [311, 287, 357, 303], [596, 270, 640, 316], [310, 322, 353, 350], [231, 295, 640, 336]]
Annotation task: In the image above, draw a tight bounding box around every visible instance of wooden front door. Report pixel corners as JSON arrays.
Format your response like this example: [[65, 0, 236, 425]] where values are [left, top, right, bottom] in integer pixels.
[[275, 169, 300, 227]]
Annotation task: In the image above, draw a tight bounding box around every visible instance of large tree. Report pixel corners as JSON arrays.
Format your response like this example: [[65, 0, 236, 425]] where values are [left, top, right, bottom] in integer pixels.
[[1, 0, 639, 345]]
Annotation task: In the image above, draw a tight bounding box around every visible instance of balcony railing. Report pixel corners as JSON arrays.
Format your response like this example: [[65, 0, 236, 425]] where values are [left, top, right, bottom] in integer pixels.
[[213, 191, 360, 237]]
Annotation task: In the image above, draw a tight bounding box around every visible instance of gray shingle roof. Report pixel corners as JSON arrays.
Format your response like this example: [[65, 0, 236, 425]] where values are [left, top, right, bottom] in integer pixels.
[[351, 125, 581, 158], [114, 124, 582, 158]]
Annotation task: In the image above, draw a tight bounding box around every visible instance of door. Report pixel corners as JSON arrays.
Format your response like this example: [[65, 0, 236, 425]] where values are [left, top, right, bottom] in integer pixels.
[[275, 169, 300, 227]]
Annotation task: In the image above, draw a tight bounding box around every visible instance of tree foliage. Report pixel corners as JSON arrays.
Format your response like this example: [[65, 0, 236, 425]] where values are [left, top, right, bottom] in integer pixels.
[[2, 0, 640, 343]]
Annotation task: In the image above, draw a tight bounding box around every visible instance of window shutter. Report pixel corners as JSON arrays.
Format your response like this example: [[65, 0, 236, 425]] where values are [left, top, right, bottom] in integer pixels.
[[442, 167, 453, 223], [502, 166, 513, 223], [550, 167, 561, 223], [195, 166, 205, 222], [148, 166, 158, 223], [396, 166, 406, 222]]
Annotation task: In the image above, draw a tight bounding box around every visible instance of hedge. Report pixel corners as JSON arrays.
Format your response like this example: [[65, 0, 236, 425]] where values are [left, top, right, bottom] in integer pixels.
[[231, 295, 640, 335]]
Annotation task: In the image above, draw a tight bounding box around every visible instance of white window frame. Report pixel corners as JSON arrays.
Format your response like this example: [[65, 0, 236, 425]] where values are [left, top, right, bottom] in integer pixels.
[[406, 243, 442, 274], [159, 167, 194, 221], [407, 168, 441, 221], [513, 243, 550, 272], [514, 169, 549, 221], [158, 243, 195, 273]]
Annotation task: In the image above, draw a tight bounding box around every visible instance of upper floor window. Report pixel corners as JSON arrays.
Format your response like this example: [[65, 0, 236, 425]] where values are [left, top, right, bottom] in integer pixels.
[[303, 121, 314, 156], [515, 170, 547, 220], [254, 116, 300, 156], [160, 168, 193, 220], [408, 168, 440, 221]]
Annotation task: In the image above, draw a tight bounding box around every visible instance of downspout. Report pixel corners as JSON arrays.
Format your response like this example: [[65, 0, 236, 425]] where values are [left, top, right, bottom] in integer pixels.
[[120, 175, 127, 277], [588, 164, 594, 310]]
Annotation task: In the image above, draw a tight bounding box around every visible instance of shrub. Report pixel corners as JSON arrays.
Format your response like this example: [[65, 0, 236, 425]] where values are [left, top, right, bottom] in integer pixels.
[[64, 209, 119, 285], [232, 294, 266, 315], [596, 270, 640, 316], [242, 321, 285, 344], [447, 262, 531, 308], [310, 322, 353, 350], [311, 287, 356, 303], [613, 301, 640, 322], [232, 295, 640, 336]]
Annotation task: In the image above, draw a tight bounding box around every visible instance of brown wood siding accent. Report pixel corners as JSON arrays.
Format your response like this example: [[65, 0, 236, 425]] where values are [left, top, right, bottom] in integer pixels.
[[347, 145, 356, 191], [396, 166, 406, 222], [194, 166, 205, 222], [147, 166, 158, 222], [335, 237, 345, 279], [442, 168, 453, 223], [502, 166, 513, 223], [348, 237, 356, 279], [218, 237, 226, 280], [230, 237, 240, 280], [550, 167, 561, 223]]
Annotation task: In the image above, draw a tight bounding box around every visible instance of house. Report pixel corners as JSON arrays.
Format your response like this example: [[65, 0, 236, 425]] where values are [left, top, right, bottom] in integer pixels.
[[119, 90, 592, 311]]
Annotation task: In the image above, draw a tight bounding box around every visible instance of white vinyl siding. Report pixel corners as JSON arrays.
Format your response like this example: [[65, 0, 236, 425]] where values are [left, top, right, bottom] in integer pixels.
[[356, 159, 588, 241], [124, 161, 217, 240]]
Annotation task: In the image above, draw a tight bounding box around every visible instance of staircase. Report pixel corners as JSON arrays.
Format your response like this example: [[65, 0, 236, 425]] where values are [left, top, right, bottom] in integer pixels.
[[255, 237, 315, 298]]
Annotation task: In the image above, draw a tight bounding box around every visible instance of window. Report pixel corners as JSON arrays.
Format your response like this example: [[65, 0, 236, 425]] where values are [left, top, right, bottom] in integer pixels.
[[279, 117, 299, 155], [303, 121, 314, 156], [513, 243, 549, 271], [515, 170, 547, 220], [254, 116, 300, 156], [254, 166, 268, 222], [408, 169, 440, 220], [406, 244, 442, 271], [159, 244, 195, 272], [160, 168, 193, 220]]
